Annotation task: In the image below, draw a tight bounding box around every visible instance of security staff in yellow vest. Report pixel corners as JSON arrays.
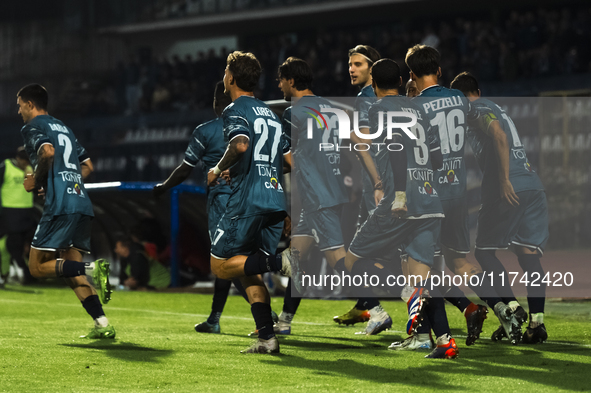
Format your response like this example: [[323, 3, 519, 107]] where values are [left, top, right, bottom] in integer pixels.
[[0, 146, 38, 284]]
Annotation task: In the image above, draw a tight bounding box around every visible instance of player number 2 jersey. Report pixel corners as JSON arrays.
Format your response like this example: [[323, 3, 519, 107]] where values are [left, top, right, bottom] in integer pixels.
[[20, 115, 94, 221]]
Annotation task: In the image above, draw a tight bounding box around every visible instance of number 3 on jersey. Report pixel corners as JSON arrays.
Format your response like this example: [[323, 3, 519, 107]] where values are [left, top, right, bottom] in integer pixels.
[[253, 118, 282, 163]]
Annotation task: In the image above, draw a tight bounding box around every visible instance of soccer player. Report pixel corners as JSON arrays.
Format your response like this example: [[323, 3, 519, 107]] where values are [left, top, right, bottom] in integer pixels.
[[451, 72, 549, 343], [405, 45, 519, 343], [206, 51, 292, 354], [405, 79, 418, 98], [333, 45, 394, 331], [154, 81, 252, 334], [344, 59, 459, 359], [389, 73, 485, 350], [17, 84, 114, 339], [276, 57, 385, 334]]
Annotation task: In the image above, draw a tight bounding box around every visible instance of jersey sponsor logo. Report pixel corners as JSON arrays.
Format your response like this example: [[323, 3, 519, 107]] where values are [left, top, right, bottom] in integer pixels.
[[59, 171, 86, 197], [407, 168, 434, 182], [421, 96, 463, 114], [419, 181, 437, 196], [512, 148, 527, 160], [525, 162, 534, 172], [265, 177, 283, 191], [257, 163, 284, 192], [49, 123, 69, 133], [58, 171, 82, 183], [439, 169, 460, 185], [67, 183, 85, 197]]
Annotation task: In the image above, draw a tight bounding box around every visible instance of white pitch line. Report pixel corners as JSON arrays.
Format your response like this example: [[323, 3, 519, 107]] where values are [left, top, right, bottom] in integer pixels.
[[2, 298, 590, 348]]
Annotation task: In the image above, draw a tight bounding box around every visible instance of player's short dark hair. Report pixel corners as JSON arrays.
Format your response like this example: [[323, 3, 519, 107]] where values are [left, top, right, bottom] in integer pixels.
[[450, 72, 479, 96], [226, 51, 261, 92], [405, 45, 440, 78], [17, 84, 48, 110], [214, 80, 232, 109], [348, 45, 381, 66], [16, 146, 29, 162], [371, 59, 401, 90], [278, 57, 314, 91]]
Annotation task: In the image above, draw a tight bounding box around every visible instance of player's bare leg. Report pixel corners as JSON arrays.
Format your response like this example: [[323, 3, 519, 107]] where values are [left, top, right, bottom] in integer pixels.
[[29, 247, 114, 339]]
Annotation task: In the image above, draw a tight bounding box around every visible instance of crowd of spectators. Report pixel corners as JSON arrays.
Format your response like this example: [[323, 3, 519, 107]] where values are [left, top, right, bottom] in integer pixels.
[[131, 0, 336, 22], [95, 5, 591, 116]]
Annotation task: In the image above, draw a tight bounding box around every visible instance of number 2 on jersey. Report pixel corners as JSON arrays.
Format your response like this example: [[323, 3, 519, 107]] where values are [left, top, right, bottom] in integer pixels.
[[57, 134, 77, 170]]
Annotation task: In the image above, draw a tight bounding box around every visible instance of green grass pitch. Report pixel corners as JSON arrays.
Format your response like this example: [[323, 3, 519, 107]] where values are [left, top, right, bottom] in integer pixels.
[[1, 286, 590, 392]]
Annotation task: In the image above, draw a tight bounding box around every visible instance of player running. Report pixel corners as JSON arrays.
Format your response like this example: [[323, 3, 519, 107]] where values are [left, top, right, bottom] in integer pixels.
[[206, 51, 292, 354], [154, 81, 254, 334], [18, 84, 114, 339], [451, 72, 549, 344]]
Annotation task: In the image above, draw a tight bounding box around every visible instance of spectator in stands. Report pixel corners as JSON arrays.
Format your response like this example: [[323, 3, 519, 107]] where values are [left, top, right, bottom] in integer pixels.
[[152, 83, 172, 111], [105, 4, 591, 113], [114, 236, 170, 290], [0, 147, 38, 285]]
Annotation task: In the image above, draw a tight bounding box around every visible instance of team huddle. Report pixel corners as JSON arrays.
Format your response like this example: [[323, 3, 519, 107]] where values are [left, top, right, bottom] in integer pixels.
[[17, 42, 548, 359]]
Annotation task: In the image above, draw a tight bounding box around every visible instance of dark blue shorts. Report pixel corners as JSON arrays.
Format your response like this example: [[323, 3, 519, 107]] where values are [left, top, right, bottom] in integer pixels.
[[349, 212, 442, 267], [439, 197, 470, 254], [476, 190, 549, 254], [210, 211, 285, 259], [293, 205, 345, 252], [31, 214, 92, 253], [207, 192, 230, 242]]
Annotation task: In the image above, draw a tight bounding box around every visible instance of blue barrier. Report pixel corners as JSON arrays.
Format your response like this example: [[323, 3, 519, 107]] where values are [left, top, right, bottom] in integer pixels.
[[86, 181, 206, 287]]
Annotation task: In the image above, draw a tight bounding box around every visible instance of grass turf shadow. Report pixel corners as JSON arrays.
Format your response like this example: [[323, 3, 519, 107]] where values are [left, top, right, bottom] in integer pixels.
[[261, 341, 591, 390], [59, 341, 174, 363]]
